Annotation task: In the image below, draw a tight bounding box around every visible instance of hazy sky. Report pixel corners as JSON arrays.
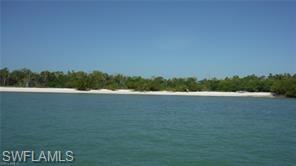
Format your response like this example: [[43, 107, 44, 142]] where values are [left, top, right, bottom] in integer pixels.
[[1, 1, 295, 78]]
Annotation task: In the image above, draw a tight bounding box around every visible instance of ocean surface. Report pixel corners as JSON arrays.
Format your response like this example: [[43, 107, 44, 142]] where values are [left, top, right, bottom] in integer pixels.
[[1, 92, 296, 165]]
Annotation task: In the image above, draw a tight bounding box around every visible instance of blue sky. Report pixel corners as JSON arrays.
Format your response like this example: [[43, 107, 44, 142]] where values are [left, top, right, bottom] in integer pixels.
[[1, 1, 295, 79]]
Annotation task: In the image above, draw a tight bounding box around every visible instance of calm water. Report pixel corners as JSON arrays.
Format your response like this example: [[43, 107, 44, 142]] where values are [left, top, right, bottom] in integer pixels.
[[1, 92, 296, 165]]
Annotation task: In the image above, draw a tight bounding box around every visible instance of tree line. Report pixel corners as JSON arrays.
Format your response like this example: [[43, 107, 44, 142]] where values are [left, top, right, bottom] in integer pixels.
[[0, 68, 295, 97]]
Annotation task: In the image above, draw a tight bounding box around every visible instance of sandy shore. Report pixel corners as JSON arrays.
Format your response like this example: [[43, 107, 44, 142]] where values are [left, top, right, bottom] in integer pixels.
[[0, 87, 274, 97]]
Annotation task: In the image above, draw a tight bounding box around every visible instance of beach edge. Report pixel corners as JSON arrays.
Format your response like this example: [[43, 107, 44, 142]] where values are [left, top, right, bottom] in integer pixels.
[[0, 87, 275, 98]]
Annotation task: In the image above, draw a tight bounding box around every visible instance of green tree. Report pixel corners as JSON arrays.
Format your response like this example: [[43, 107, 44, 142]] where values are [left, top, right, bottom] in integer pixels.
[[88, 71, 106, 89], [69, 71, 89, 90], [0, 68, 9, 86]]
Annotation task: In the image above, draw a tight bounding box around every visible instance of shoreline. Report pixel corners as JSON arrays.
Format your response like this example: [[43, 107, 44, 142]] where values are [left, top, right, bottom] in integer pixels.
[[0, 87, 274, 98]]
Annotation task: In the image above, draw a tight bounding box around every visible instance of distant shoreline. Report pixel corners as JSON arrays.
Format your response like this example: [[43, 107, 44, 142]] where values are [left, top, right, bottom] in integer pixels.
[[0, 87, 274, 98]]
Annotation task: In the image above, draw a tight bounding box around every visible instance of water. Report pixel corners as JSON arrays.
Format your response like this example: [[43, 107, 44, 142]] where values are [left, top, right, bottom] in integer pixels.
[[1, 92, 296, 165]]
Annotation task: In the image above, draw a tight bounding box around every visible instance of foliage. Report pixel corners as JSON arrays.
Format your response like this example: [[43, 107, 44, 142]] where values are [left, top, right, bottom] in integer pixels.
[[0, 68, 295, 98]]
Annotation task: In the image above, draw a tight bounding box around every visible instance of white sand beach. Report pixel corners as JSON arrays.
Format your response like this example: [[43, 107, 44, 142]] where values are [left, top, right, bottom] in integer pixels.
[[0, 87, 274, 97]]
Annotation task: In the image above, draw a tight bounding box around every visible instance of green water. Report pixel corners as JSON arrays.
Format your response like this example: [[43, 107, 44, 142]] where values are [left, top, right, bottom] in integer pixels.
[[1, 92, 296, 165]]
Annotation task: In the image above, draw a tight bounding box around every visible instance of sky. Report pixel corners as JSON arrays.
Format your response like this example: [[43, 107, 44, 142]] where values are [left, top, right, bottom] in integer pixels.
[[1, 1, 296, 79]]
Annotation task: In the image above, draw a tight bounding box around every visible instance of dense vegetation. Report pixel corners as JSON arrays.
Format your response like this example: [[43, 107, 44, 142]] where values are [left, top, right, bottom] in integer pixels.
[[0, 68, 295, 97]]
